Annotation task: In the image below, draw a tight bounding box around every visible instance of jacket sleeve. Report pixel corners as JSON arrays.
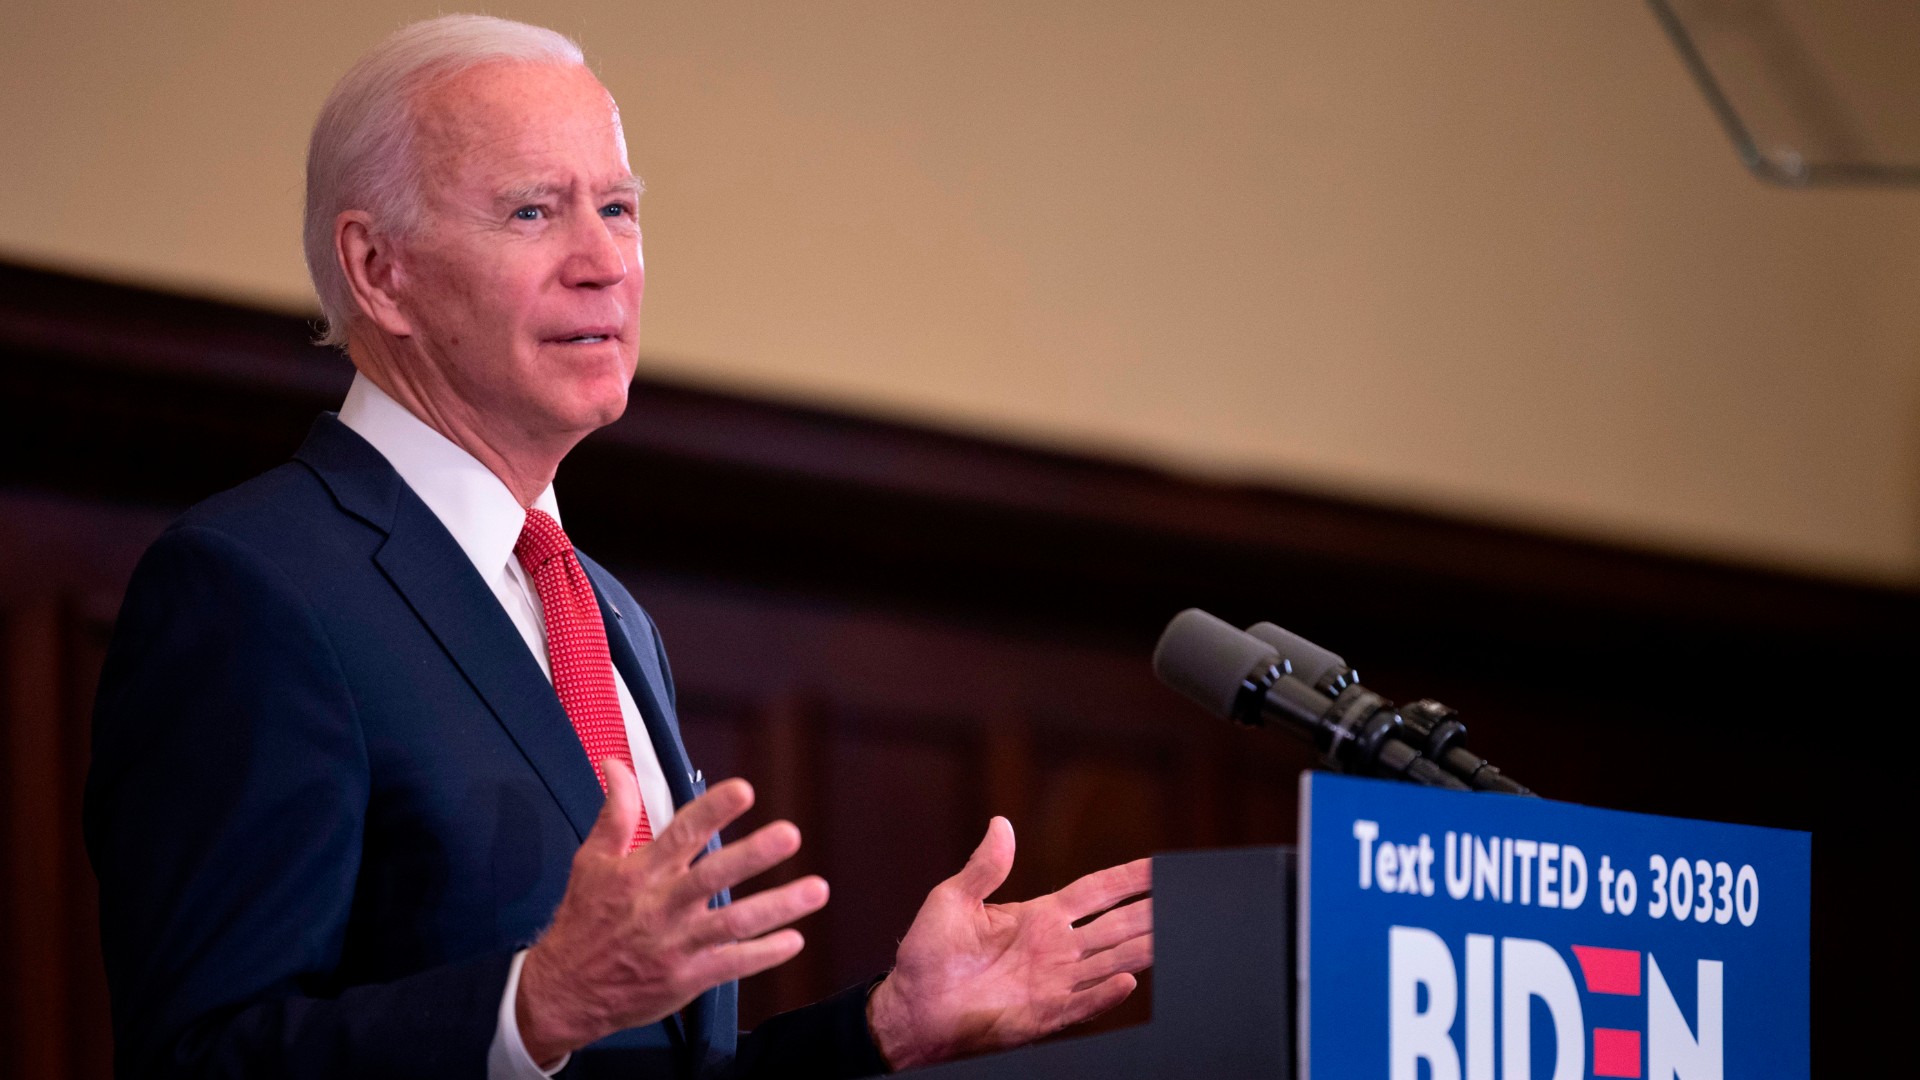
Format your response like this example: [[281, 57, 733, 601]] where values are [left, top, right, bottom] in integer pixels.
[[714, 977, 893, 1079], [84, 524, 513, 1079]]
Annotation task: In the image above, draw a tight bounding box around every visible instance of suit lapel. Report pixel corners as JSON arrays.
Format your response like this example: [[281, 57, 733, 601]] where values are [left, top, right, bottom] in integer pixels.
[[375, 496, 607, 841], [583, 567, 697, 810], [297, 415, 605, 843]]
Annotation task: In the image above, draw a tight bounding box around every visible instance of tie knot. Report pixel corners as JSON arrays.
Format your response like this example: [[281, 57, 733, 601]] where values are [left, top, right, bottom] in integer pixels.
[[514, 508, 572, 572]]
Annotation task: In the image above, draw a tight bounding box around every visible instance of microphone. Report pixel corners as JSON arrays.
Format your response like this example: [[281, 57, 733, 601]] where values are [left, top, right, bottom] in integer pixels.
[[1243, 621, 1531, 796], [1152, 609, 1471, 791]]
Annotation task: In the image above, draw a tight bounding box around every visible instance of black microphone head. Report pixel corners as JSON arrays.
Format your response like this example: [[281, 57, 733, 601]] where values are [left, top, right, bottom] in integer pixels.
[[1152, 608, 1280, 720], [1245, 621, 1349, 691]]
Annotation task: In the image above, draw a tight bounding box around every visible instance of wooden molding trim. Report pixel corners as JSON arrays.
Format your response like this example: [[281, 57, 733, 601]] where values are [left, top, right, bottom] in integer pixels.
[[2, 259, 1914, 662]]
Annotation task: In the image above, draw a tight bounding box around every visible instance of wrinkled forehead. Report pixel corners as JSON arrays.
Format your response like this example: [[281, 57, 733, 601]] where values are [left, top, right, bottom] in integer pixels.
[[410, 60, 630, 196]]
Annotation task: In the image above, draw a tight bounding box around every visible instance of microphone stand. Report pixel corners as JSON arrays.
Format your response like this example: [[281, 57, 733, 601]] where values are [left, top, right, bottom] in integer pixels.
[[1242, 621, 1534, 796], [1242, 663, 1473, 791]]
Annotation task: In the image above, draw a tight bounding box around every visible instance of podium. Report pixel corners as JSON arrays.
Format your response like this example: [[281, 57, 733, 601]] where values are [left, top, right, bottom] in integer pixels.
[[900, 773, 1810, 1080]]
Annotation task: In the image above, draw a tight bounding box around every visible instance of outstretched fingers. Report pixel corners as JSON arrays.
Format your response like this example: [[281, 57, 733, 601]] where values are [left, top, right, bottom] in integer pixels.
[[1073, 933, 1153, 985], [581, 758, 645, 859], [681, 929, 809, 991], [690, 874, 830, 948], [673, 819, 804, 906], [645, 777, 757, 868], [1057, 973, 1139, 1028], [1076, 898, 1152, 954], [1053, 857, 1152, 921]]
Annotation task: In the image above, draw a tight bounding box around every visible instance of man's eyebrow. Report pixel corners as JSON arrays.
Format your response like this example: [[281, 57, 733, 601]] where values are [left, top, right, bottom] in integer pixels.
[[603, 176, 645, 198], [493, 177, 645, 208], [494, 182, 562, 209]]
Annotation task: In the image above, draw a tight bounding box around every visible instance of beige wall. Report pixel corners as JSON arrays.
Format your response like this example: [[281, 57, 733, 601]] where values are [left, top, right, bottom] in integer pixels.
[[4, 2, 1916, 584]]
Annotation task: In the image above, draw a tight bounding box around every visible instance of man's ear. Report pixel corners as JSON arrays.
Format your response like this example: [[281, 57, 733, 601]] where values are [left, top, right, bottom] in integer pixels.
[[336, 210, 414, 338]]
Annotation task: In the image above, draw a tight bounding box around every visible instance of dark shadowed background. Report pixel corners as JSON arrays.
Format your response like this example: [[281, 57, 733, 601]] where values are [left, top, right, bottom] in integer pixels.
[[2, 264, 1913, 1075]]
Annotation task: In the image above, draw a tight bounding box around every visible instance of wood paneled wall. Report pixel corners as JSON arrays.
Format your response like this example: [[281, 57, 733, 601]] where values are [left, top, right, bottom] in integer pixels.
[[2, 261, 1915, 1074], [1, 494, 170, 1079]]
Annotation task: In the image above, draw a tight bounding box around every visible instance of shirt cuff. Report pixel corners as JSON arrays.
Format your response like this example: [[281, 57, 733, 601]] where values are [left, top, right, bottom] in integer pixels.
[[488, 949, 571, 1079]]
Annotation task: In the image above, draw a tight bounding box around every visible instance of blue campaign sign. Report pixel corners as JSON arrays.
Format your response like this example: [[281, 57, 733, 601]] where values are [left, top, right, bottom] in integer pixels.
[[1299, 773, 1809, 1080]]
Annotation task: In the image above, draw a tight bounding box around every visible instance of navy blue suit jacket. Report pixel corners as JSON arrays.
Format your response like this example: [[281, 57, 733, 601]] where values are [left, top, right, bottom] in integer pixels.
[[84, 415, 886, 1079]]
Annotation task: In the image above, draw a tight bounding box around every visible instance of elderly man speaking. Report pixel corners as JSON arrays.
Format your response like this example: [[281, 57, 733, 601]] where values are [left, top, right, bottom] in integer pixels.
[[83, 14, 1151, 1080]]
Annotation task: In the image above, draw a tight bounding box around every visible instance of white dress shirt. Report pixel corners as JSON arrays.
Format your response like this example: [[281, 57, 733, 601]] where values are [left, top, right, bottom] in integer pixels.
[[338, 373, 675, 1078]]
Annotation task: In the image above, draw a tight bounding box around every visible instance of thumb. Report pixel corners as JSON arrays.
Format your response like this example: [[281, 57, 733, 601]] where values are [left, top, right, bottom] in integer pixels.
[[950, 816, 1015, 901], [583, 757, 642, 858]]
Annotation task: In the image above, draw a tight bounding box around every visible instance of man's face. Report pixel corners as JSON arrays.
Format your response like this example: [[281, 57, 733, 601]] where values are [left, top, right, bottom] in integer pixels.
[[389, 61, 644, 444]]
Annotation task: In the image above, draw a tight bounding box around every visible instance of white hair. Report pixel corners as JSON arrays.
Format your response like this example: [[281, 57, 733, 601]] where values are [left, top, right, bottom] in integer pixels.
[[303, 14, 587, 348]]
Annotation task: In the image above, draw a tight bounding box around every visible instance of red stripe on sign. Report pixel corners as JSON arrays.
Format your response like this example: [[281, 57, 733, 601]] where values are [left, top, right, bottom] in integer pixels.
[[1571, 945, 1641, 995], [1593, 1028, 1642, 1078]]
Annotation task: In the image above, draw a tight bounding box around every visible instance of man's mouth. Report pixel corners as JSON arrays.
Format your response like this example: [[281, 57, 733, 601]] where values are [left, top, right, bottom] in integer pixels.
[[549, 327, 619, 345]]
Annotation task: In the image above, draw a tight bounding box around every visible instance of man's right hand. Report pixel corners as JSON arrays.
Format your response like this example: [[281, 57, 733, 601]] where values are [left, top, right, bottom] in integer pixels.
[[515, 759, 826, 1065]]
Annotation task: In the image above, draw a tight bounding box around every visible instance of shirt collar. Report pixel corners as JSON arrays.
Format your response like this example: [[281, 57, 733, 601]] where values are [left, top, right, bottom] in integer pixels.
[[336, 372, 560, 580]]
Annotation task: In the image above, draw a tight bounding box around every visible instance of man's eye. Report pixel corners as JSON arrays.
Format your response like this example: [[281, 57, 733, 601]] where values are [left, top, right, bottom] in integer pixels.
[[601, 203, 631, 218], [513, 206, 542, 221]]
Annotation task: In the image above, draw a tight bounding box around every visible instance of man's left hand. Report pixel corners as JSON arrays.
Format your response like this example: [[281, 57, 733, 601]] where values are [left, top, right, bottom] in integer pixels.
[[864, 817, 1153, 1070]]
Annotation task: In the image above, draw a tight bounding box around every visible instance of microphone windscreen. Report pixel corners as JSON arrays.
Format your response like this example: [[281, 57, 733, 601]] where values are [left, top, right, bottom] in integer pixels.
[[1245, 621, 1348, 690], [1152, 608, 1279, 719]]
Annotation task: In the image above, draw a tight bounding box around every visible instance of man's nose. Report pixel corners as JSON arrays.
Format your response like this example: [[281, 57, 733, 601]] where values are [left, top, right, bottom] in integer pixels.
[[560, 210, 631, 289]]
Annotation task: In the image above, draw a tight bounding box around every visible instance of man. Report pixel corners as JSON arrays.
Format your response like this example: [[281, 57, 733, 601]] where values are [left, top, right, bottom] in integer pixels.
[[83, 14, 1152, 1080]]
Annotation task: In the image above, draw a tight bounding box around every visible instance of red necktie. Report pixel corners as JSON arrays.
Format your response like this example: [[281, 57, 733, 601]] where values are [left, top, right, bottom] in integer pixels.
[[514, 508, 652, 848]]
